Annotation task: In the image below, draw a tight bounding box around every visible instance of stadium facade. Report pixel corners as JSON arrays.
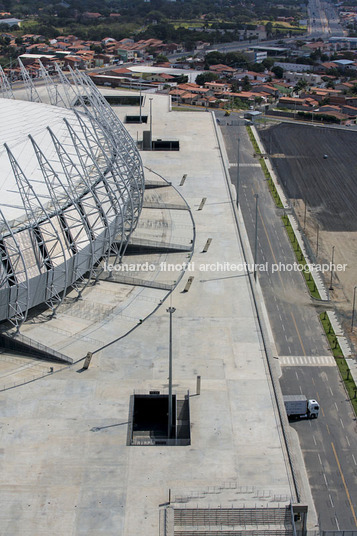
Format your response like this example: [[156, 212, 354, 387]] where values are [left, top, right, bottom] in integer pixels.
[[0, 61, 145, 332]]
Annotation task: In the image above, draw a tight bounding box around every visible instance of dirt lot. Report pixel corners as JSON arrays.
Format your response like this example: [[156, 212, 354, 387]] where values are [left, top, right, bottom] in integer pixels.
[[258, 122, 357, 344]]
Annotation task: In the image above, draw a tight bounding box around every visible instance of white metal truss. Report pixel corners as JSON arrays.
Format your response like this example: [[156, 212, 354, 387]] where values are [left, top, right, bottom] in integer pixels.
[[38, 60, 66, 107], [4, 144, 68, 316], [18, 58, 41, 103], [71, 110, 132, 264], [0, 61, 145, 328], [68, 70, 144, 257], [53, 62, 77, 108], [46, 127, 95, 296], [0, 65, 14, 99], [71, 68, 145, 194], [61, 116, 114, 279], [0, 209, 29, 332]]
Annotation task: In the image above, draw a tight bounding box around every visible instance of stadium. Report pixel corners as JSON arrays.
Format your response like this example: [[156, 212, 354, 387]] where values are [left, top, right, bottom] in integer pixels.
[[0, 62, 144, 333]]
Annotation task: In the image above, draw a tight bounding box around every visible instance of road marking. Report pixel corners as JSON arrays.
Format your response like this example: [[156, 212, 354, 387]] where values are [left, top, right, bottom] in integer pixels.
[[340, 418, 345, 429], [279, 355, 335, 367], [290, 312, 307, 356], [334, 402, 339, 412], [295, 371, 299, 380], [282, 324, 285, 332], [352, 454, 357, 466], [331, 441, 357, 527], [299, 385, 303, 394], [323, 473, 328, 487], [318, 453, 322, 465], [346, 435, 350, 447], [329, 494, 334, 508], [230, 163, 261, 167], [312, 377, 315, 385], [326, 424, 331, 435], [313, 435, 317, 446], [335, 516, 340, 530], [329, 387, 333, 396], [256, 201, 286, 290]]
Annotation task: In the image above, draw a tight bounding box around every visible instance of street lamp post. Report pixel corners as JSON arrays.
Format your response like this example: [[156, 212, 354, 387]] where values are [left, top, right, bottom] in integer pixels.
[[149, 97, 153, 150], [139, 82, 142, 123], [351, 286, 357, 331], [329, 245, 335, 291], [254, 194, 259, 280], [167, 306, 176, 440], [237, 137, 240, 208]]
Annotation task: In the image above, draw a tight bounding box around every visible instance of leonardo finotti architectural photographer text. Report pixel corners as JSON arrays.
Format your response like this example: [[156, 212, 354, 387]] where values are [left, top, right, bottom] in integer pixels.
[[104, 261, 347, 274]]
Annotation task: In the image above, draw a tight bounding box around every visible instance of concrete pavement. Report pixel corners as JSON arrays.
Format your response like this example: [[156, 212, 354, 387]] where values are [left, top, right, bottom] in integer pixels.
[[0, 93, 298, 535]]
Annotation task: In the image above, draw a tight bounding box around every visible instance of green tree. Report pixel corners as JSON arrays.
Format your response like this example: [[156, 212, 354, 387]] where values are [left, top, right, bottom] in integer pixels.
[[272, 65, 284, 79], [196, 71, 219, 85], [154, 54, 169, 63], [265, 21, 273, 38], [294, 79, 308, 92], [242, 75, 251, 91]]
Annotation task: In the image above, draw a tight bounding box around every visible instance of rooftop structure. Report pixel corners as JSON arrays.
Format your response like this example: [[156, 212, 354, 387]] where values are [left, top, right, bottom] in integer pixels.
[[0, 62, 144, 333]]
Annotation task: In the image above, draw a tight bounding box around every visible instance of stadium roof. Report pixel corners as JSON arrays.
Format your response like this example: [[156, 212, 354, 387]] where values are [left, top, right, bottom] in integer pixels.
[[0, 98, 92, 224]]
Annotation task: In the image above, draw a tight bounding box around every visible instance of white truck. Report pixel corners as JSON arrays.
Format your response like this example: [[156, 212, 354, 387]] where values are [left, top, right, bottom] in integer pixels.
[[283, 395, 319, 419]]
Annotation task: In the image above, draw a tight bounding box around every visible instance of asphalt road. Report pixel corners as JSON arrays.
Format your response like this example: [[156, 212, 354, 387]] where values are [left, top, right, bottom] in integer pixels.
[[217, 111, 329, 358], [280, 366, 357, 531], [217, 110, 357, 530], [308, 0, 344, 38]]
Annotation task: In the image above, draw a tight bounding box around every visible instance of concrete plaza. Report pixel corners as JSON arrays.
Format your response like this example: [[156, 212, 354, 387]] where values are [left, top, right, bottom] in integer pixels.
[[0, 92, 301, 535]]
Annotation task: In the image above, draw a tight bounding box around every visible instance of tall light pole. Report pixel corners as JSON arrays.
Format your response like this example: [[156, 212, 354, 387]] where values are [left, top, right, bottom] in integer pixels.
[[351, 286, 357, 331], [167, 306, 176, 440], [254, 193, 259, 280], [237, 137, 240, 208], [139, 82, 142, 123], [149, 97, 153, 151], [329, 245, 335, 291]]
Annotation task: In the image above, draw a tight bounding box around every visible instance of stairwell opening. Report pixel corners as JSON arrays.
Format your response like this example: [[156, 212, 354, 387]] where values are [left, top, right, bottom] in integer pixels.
[[130, 392, 190, 446]]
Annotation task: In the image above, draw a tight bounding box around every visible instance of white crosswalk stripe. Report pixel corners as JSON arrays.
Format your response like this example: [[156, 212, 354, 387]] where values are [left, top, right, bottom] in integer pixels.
[[230, 163, 261, 167], [279, 355, 336, 367]]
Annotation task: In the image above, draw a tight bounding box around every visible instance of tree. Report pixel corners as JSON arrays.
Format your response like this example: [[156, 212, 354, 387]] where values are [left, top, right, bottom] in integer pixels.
[[272, 65, 284, 79], [265, 21, 273, 38], [196, 72, 219, 85], [154, 54, 169, 63], [242, 75, 251, 91], [294, 79, 308, 92], [90, 44, 102, 54]]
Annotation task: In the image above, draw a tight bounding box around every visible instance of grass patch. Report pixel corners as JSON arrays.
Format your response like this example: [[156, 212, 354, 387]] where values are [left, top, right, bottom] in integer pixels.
[[319, 312, 357, 415], [282, 214, 321, 299], [247, 126, 283, 208], [247, 125, 260, 153], [319, 312, 343, 357]]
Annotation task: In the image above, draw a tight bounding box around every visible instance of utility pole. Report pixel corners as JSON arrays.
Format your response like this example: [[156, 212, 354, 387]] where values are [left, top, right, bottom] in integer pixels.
[[139, 82, 142, 123], [237, 137, 240, 208], [351, 286, 357, 331], [329, 245, 335, 291], [149, 97, 153, 150], [167, 306, 176, 440], [254, 194, 259, 280]]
